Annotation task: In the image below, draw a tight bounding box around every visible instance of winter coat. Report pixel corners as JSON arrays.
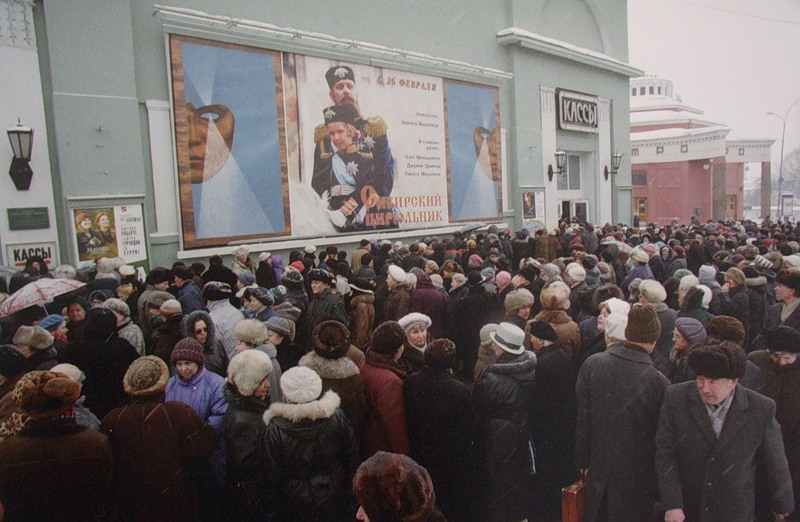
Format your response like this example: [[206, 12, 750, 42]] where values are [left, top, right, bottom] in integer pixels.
[[208, 299, 245, 360], [348, 293, 375, 351], [24, 346, 59, 372], [449, 285, 504, 378], [256, 260, 278, 290], [410, 280, 450, 339], [305, 288, 349, 348], [151, 314, 184, 368], [764, 301, 800, 330], [575, 343, 668, 522], [221, 382, 269, 522], [405, 366, 480, 522], [299, 351, 367, 453], [678, 286, 711, 326], [262, 391, 357, 521], [231, 256, 255, 276], [252, 344, 282, 405], [181, 310, 230, 377], [748, 351, 800, 513], [652, 303, 678, 371], [383, 282, 412, 322], [399, 341, 427, 376], [622, 262, 654, 294], [100, 395, 218, 522], [655, 382, 794, 522], [0, 418, 113, 521], [360, 351, 411, 456], [745, 275, 769, 348], [118, 318, 146, 356], [58, 334, 139, 419], [177, 280, 205, 315], [530, 308, 581, 361], [716, 284, 750, 341], [472, 351, 537, 522]]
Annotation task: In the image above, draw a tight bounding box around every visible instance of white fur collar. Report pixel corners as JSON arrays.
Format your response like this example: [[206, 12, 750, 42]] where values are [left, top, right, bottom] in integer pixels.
[[263, 390, 340, 426], [298, 352, 360, 380]]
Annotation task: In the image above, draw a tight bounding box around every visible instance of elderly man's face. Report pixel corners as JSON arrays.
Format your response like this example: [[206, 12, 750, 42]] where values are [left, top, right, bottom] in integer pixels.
[[329, 79, 358, 109], [696, 376, 737, 406]]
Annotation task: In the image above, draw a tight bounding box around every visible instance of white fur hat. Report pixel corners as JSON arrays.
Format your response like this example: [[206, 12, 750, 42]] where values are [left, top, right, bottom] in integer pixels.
[[604, 312, 628, 343], [639, 280, 667, 304], [259, 252, 272, 262], [280, 366, 322, 404], [231, 245, 250, 258], [119, 265, 136, 277], [565, 263, 586, 283], [51, 363, 86, 384], [398, 312, 432, 332], [233, 319, 269, 346], [227, 350, 273, 396], [679, 275, 700, 295], [304, 244, 317, 255]]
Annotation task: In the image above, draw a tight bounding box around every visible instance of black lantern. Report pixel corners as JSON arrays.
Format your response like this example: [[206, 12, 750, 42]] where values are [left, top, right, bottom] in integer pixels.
[[7, 119, 34, 190], [547, 150, 567, 182], [604, 152, 623, 181]]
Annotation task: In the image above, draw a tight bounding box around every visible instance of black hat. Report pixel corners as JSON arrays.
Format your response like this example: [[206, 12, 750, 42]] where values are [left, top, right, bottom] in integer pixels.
[[528, 321, 558, 343], [145, 267, 172, 286], [0, 345, 25, 377], [203, 281, 233, 301], [173, 265, 194, 281], [323, 104, 356, 126], [424, 338, 456, 371], [312, 320, 351, 359], [308, 268, 332, 285], [350, 277, 374, 295], [325, 65, 355, 89], [776, 269, 800, 294], [370, 321, 405, 355], [687, 337, 747, 379], [755, 325, 800, 354], [467, 269, 486, 288]]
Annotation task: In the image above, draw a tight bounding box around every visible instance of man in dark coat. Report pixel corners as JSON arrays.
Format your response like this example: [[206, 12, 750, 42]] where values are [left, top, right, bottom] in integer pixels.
[[173, 265, 205, 315], [576, 303, 668, 522], [409, 273, 449, 339], [472, 322, 537, 522], [656, 338, 794, 522], [765, 269, 800, 330], [383, 265, 413, 322]]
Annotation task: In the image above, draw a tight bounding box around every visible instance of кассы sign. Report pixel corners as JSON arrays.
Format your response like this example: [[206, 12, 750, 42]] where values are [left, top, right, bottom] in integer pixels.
[[556, 89, 598, 133]]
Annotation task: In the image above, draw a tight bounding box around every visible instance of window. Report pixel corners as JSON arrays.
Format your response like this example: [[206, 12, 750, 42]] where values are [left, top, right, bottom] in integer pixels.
[[557, 154, 581, 191], [632, 88, 636, 96], [726, 195, 736, 219], [632, 148, 639, 157], [681, 144, 688, 153], [657, 87, 662, 95], [656, 146, 664, 154], [739, 148, 745, 156], [640, 87, 645, 95], [632, 171, 647, 186], [649, 86, 654, 94], [636, 197, 647, 222]]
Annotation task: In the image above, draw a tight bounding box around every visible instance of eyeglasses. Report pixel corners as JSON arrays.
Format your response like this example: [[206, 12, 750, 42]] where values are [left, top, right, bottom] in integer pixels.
[[194, 327, 208, 334]]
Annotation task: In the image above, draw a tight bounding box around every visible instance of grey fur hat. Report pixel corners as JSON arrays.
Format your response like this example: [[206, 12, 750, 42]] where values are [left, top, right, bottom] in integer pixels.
[[227, 350, 273, 396]]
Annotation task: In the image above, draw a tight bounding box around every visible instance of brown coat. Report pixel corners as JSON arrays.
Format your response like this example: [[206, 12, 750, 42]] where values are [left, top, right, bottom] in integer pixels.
[[100, 396, 218, 522], [360, 351, 411, 457], [530, 285, 581, 360], [383, 283, 412, 322], [349, 293, 375, 350]]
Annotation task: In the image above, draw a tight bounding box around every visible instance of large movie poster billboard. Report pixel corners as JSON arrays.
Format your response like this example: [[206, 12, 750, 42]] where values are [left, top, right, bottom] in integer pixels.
[[170, 35, 502, 248]]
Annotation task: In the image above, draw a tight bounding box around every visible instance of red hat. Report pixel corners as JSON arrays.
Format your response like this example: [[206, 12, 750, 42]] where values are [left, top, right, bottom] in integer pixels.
[[289, 260, 305, 273]]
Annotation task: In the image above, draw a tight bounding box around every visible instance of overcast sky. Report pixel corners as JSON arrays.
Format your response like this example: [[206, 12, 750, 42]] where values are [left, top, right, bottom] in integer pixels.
[[628, 0, 800, 169]]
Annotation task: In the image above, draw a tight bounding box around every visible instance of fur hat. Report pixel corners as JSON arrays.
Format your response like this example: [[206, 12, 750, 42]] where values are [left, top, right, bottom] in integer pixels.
[[370, 321, 405, 355], [674, 317, 706, 345], [304, 244, 317, 255], [312, 320, 351, 359], [504, 289, 534, 313], [308, 268, 332, 285], [270, 285, 288, 305], [625, 303, 661, 343], [159, 299, 182, 317], [706, 315, 745, 346], [397, 313, 432, 333], [353, 452, 437, 522], [259, 252, 272, 262], [145, 290, 173, 311], [233, 319, 269, 346], [601, 297, 630, 316], [281, 269, 304, 287], [124, 356, 169, 396], [38, 314, 66, 332], [539, 282, 570, 311], [102, 298, 130, 317], [480, 323, 499, 347], [0, 345, 26, 377], [387, 265, 407, 284], [724, 267, 745, 286], [639, 280, 667, 304], [542, 263, 561, 279], [119, 265, 136, 277], [13, 326, 54, 350], [632, 249, 649, 264], [280, 366, 322, 404], [528, 321, 557, 343], [53, 264, 77, 280], [170, 337, 205, 367], [13, 370, 81, 419], [756, 325, 800, 354], [227, 350, 273, 396], [776, 269, 800, 294], [350, 278, 374, 295], [250, 287, 274, 307], [50, 363, 85, 384], [202, 281, 233, 301], [604, 312, 628, 343], [266, 316, 293, 340], [231, 245, 250, 258], [145, 267, 172, 286], [425, 338, 457, 371], [490, 322, 526, 355], [688, 338, 747, 379], [518, 264, 540, 282], [565, 263, 586, 283]]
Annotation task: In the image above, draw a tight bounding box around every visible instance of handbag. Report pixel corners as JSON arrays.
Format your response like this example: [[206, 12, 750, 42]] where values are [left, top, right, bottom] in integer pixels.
[[561, 470, 588, 522]]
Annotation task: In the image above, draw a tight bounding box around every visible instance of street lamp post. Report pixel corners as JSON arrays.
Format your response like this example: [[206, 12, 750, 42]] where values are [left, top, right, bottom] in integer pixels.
[[768, 96, 800, 220]]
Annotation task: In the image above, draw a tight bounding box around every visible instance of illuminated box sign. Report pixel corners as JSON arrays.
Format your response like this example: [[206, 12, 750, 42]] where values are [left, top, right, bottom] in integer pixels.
[[557, 89, 598, 133]]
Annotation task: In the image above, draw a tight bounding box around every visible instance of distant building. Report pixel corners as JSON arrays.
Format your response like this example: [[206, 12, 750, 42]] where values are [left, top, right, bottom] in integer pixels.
[[629, 77, 773, 225]]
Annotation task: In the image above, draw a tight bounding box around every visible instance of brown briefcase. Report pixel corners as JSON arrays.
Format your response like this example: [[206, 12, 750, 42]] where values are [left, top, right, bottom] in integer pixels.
[[561, 471, 587, 522]]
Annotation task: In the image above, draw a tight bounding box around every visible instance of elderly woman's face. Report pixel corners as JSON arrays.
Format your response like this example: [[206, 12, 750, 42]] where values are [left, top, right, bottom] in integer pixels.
[[673, 329, 688, 352], [407, 324, 427, 348], [253, 376, 270, 399], [661, 247, 670, 258], [597, 307, 610, 332]]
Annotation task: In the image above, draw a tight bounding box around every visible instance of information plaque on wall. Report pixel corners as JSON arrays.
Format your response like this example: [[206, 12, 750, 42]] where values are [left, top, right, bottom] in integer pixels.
[[7, 207, 50, 231]]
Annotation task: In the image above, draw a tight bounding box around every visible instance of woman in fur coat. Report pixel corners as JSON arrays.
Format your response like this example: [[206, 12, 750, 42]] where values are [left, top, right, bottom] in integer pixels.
[[527, 281, 581, 360], [261, 367, 357, 521]]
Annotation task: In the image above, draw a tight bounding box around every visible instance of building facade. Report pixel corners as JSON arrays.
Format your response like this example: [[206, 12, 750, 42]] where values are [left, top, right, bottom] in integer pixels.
[[0, 0, 639, 270]]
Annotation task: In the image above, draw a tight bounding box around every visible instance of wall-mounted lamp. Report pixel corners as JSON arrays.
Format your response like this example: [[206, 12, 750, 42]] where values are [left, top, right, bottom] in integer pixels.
[[7, 119, 34, 190], [547, 150, 566, 182], [603, 152, 623, 181]]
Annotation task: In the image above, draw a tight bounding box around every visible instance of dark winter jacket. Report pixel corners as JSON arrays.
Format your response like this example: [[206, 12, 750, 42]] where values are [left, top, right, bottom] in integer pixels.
[[24, 346, 59, 372], [360, 351, 411, 456], [717, 284, 750, 341], [305, 288, 349, 348], [410, 280, 450, 339], [383, 282, 413, 322], [180, 310, 230, 377], [449, 285, 504, 377], [177, 280, 205, 315], [151, 314, 185, 369], [745, 275, 769, 349]]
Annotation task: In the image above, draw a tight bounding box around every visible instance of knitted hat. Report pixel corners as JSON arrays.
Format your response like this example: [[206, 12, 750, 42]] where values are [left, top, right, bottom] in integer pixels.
[[604, 312, 628, 343], [250, 287, 274, 307], [697, 265, 716, 283], [387, 265, 407, 284], [170, 337, 205, 367], [601, 297, 631, 316], [266, 316, 293, 340], [706, 315, 745, 346], [312, 320, 351, 359], [490, 322, 525, 355], [528, 321, 557, 343], [353, 452, 437, 522], [280, 366, 322, 404], [753, 255, 773, 270], [688, 338, 747, 379], [674, 317, 707, 345], [495, 271, 512, 288], [565, 263, 586, 283], [288, 260, 305, 273], [724, 267, 745, 286], [776, 269, 800, 293], [625, 303, 661, 343], [50, 363, 85, 384], [756, 325, 800, 354], [308, 268, 332, 285], [504, 289, 534, 313], [38, 314, 66, 332], [281, 269, 304, 287], [237, 271, 256, 287], [124, 356, 169, 397], [13, 370, 81, 420], [269, 285, 288, 305], [542, 264, 560, 279], [231, 245, 250, 258], [370, 321, 405, 355], [639, 280, 667, 304], [13, 326, 54, 350], [202, 281, 233, 301], [233, 319, 269, 346], [102, 298, 130, 317], [397, 313, 432, 333], [159, 299, 182, 317], [227, 350, 273, 396], [480, 323, 499, 347], [480, 267, 495, 282], [425, 338, 457, 371], [430, 274, 444, 289], [0, 345, 25, 377], [673, 268, 693, 281]]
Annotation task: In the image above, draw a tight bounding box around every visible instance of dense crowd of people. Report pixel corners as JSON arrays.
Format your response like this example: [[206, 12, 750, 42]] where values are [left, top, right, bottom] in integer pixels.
[[0, 217, 799, 521]]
